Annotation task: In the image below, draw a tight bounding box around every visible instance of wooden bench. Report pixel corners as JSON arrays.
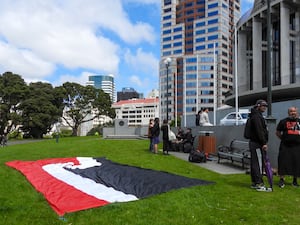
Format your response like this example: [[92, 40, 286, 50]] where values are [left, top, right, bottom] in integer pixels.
[[217, 140, 250, 169]]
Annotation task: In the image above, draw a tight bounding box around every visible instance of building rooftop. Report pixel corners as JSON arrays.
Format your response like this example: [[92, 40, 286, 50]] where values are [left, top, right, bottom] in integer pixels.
[[112, 98, 159, 106]]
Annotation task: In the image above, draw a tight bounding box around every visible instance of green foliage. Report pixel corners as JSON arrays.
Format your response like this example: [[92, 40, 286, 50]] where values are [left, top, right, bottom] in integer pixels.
[[170, 116, 181, 127], [0, 72, 28, 135], [86, 125, 102, 136], [59, 129, 72, 137], [19, 82, 64, 138], [1, 137, 300, 225], [62, 82, 115, 136], [7, 131, 23, 140]]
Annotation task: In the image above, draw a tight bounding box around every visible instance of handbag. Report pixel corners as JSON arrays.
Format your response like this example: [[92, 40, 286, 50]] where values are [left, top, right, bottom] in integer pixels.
[[168, 125, 176, 141]]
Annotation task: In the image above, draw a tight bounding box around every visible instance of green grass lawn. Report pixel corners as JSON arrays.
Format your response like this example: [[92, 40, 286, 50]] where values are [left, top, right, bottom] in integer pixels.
[[0, 136, 299, 225]]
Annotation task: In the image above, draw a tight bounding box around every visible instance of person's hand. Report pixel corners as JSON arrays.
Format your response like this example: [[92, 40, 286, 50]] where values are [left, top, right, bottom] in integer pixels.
[[262, 144, 268, 151]]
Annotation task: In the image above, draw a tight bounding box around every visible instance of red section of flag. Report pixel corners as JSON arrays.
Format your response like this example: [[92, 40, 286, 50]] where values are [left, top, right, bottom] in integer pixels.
[[6, 158, 109, 216]]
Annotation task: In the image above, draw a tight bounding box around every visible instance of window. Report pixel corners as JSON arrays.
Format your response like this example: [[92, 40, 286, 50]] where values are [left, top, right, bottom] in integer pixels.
[[163, 37, 171, 42], [187, 74, 197, 79], [196, 22, 205, 27], [173, 49, 182, 54], [174, 34, 183, 39], [174, 27, 182, 32], [196, 37, 205, 42], [196, 45, 205, 51], [186, 58, 197, 63], [208, 35, 218, 40], [173, 42, 182, 47], [208, 3, 218, 8], [208, 27, 218, 32], [163, 15, 171, 20], [208, 11, 218, 17], [186, 66, 197, 71], [163, 22, 171, 27], [163, 29, 171, 35], [196, 29, 205, 35], [186, 82, 196, 88], [208, 19, 218, 25]]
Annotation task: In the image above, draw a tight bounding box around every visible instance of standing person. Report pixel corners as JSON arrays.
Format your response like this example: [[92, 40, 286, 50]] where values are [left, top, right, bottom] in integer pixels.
[[161, 119, 170, 155], [151, 118, 160, 154], [195, 110, 202, 126], [276, 106, 300, 188], [247, 99, 270, 191], [148, 118, 154, 152], [200, 108, 212, 126]]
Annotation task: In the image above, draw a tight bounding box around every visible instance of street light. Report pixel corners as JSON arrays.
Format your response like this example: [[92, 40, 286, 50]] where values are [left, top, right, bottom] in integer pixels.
[[164, 57, 172, 121]]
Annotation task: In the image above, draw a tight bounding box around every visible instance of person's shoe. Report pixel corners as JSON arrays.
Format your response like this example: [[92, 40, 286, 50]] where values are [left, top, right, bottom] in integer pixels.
[[250, 183, 264, 189], [256, 186, 273, 192], [292, 181, 299, 187], [278, 179, 285, 188]]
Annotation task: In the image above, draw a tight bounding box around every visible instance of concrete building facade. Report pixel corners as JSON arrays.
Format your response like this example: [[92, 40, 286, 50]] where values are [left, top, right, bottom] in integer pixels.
[[226, 0, 300, 107], [112, 98, 159, 126]]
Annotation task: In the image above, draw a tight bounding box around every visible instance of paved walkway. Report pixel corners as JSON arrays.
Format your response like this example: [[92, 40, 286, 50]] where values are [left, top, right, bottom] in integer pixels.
[[169, 151, 248, 175]]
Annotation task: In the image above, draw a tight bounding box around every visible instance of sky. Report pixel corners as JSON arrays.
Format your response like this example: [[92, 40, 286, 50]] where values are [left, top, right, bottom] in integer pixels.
[[0, 0, 254, 97]]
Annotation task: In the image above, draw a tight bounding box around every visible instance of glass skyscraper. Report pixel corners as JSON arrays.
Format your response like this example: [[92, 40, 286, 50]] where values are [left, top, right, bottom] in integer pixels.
[[86, 74, 116, 102], [160, 0, 240, 123]]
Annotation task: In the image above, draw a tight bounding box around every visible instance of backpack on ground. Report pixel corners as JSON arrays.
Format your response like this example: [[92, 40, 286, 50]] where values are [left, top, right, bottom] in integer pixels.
[[188, 150, 206, 163]]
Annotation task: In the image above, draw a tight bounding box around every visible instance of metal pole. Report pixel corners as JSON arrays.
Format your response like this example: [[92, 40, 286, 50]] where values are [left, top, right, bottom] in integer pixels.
[[166, 63, 169, 121], [266, 0, 272, 117], [213, 42, 217, 126], [235, 27, 239, 125]]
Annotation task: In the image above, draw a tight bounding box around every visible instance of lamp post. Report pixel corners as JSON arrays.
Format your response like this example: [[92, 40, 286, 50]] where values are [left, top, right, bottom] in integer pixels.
[[164, 57, 172, 121], [266, 0, 272, 118]]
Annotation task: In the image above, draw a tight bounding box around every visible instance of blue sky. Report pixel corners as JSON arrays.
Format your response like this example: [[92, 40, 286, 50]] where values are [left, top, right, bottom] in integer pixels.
[[0, 0, 254, 97]]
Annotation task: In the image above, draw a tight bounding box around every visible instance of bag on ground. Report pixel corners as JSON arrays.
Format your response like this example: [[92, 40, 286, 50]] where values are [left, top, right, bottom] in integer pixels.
[[188, 150, 206, 163]]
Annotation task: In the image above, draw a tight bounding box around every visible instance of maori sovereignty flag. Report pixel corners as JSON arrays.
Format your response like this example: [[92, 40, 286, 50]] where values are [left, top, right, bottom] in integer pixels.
[[6, 157, 213, 215]]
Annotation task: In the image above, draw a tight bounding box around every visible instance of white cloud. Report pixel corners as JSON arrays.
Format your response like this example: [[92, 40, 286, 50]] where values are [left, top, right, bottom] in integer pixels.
[[0, 0, 158, 87], [129, 75, 143, 87], [124, 48, 159, 77], [55, 71, 92, 87], [0, 41, 55, 80]]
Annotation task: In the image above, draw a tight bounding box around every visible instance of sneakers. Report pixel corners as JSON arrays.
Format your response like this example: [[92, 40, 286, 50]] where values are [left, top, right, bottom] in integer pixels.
[[250, 183, 272, 192], [278, 179, 285, 188], [256, 186, 273, 192], [250, 183, 264, 189], [292, 181, 299, 187]]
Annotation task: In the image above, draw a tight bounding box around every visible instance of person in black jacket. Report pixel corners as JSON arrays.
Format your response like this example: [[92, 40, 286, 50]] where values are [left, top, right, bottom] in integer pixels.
[[248, 99, 269, 191], [151, 118, 160, 154], [276, 106, 300, 188], [161, 119, 170, 155]]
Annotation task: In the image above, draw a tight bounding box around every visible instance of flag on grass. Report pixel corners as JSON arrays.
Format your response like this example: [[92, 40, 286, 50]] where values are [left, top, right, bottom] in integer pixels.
[[6, 157, 214, 215]]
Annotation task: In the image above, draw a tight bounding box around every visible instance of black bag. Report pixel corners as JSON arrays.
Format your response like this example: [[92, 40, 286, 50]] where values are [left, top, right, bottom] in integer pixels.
[[188, 150, 206, 163], [244, 118, 251, 139], [183, 142, 193, 153]]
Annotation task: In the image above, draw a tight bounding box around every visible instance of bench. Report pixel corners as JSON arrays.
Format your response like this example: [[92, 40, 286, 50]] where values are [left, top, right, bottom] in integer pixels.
[[217, 140, 250, 169]]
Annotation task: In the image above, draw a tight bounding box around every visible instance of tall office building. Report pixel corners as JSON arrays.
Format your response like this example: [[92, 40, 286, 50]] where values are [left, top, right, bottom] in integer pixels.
[[160, 0, 240, 123], [86, 74, 116, 102]]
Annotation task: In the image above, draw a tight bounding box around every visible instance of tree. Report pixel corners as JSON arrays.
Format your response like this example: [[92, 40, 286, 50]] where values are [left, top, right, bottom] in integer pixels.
[[0, 72, 28, 135], [62, 82, 115, 136], [19, 82, 65, 138]]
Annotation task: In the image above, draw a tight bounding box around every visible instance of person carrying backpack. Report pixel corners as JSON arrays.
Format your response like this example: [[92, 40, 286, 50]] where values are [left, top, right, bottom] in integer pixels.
[[246, 99, 270, 192]]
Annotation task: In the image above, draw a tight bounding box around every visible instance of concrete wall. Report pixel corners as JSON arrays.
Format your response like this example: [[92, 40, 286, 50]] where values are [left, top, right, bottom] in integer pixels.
[[103, 99, 300, 168]]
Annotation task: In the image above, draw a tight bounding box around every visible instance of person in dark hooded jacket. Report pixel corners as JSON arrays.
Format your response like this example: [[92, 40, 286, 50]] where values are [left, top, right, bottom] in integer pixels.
[[248, 99, 269, 191]]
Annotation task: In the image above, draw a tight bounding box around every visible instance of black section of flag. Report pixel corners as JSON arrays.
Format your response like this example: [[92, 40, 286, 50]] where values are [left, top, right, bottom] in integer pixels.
[[65, 157, 214, 198]]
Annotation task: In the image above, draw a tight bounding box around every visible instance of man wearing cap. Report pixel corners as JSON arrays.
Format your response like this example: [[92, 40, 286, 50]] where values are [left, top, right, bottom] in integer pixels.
[[248, 99, 270, 191]]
